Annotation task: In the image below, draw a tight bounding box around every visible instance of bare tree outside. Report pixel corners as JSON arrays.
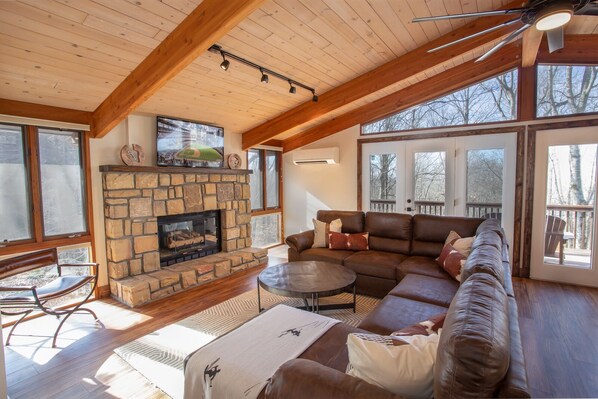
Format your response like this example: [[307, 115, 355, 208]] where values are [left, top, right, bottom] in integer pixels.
[[362, 69, 518, 134]]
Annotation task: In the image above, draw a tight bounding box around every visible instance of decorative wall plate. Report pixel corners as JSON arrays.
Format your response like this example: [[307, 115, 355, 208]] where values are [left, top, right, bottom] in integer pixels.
[[120, 144, 145, 166], [226, 153, 242, 169]]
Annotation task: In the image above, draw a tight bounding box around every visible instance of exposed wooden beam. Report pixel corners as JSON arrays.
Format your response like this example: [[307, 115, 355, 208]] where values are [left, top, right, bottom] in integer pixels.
[[537, 34, 598, 64], [91, 0, 265, 138], [282, 43, 522, 153], [241, 0, 524, 150], [0, 98, 92, 126], [522, 27, 543, 67]]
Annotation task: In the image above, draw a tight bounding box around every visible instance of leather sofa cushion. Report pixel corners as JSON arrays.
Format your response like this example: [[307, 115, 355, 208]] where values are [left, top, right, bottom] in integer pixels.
[[396, 256, 452, 281], [477, 218, 504, 238], [344, 251, 407, 280], [434, 273, 510, 399], [389, 274, 459, 308], [366, 212, 411, 254], [471, 229, 503, 251], [358, 295, 448, 335], [411, 214, 483, 257], [497, 296, 531, 398], [317, 210, 365, 234], [298, 248, 354, 264], [460, 244, 505, 287], [355, 275, 397, 299], [298, 323, 365, 372]]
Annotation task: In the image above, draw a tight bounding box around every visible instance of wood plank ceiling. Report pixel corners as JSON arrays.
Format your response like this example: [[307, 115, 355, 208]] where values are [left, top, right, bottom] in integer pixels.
[[1, 0, 597, 146]]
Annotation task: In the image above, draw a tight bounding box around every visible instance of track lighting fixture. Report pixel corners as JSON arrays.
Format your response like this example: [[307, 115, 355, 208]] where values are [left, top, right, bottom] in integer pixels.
[[260, 68, 269, 83], [209, 44, 318, 102], [219, 51, 230, 71]]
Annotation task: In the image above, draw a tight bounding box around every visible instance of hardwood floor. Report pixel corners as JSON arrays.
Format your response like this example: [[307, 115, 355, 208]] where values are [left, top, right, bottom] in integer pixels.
[[3, 255, 598, 398]]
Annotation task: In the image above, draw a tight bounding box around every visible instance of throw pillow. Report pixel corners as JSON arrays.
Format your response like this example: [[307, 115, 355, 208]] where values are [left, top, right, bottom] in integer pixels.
[[312, 218, 342, 248], [346, 332, 439, 399], [444, 230, 475, 257], [328, 232, 369, 251], [436, 243, 466, 281], [392, 313, 446, 337]]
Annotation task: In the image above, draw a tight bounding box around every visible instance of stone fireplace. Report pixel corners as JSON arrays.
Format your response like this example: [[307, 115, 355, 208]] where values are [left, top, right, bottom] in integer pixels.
[[100, 165, 267, 307]]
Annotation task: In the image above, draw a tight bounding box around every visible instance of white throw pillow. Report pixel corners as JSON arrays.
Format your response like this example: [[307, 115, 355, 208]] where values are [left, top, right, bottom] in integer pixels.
[[312, 218, 342, 248], [445, 230, 475, 257], [346, 333, 439, 399]]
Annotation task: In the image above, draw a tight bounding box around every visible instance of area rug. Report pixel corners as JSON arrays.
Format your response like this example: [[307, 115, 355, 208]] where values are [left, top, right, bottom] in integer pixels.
[[114, 289, 379, 399]]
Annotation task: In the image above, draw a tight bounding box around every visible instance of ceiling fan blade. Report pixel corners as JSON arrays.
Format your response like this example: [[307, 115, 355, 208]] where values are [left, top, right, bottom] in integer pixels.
[[428, 18, 521, 53], [576, 2, 598, 15], [413, 8, 527, 22], [547, 26, 565, 53], [476, 24, 532, 62]]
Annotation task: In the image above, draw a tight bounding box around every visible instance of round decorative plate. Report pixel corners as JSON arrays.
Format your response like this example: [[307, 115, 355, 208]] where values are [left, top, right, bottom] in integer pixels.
[[226, 153, 242, 169], [120, 144, 145, 166]]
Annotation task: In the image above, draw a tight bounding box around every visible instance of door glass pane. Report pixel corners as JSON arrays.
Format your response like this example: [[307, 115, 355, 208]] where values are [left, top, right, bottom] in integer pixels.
[[0, 124, 32, 241], [414, 152, 445, 215], [38, 129, 87, 236], [251, 212, 281, 248], [265, 151, 279, 208], [369, 154, 396, 212], [545, 144, 596, 268], [248, 149, 263, 210], [466, 149, 504, 219]]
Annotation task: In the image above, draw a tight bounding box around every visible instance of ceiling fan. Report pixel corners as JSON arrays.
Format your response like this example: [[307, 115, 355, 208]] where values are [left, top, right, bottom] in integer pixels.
[[412, 0, 598, 62]]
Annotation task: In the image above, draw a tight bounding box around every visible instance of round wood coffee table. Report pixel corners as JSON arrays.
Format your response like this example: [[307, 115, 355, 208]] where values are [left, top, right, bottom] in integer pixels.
[[257, 261, 357, 313]]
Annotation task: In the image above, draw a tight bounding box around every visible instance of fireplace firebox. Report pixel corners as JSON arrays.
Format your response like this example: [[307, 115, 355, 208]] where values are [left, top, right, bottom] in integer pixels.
[[157, 211, 221, 267]]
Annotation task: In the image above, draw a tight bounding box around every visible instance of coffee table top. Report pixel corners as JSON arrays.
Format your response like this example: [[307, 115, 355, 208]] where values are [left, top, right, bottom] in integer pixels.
[[258, 261, 356, 298]]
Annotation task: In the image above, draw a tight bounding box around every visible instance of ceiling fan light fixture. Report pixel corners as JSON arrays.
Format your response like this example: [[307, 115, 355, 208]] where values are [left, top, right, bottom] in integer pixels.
[[535, 4, 573, 31]]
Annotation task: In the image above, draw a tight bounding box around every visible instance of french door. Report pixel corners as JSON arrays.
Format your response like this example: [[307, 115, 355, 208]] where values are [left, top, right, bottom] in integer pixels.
[[530, 127, 598, 287], [363, 133, 516, 246]]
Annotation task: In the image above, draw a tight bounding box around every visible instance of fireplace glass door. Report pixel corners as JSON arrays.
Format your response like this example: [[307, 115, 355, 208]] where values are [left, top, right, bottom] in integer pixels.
[[158, 210, 220, 266]]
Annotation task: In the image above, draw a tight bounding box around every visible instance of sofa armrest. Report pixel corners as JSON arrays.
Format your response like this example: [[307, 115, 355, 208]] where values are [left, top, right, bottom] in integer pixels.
[[265, 359, 400, 399], [285, 230, 314, 253]]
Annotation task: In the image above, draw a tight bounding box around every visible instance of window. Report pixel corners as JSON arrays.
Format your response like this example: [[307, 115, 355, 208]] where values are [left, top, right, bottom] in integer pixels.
[[0, 123, 90, 252], [362, 69, 518, 134], [369, 154, 397, 212], [536, 64, 598, 118], [249, 149, 282, 248], [0, 124, 32, 241], [466, 149, 504, 218]]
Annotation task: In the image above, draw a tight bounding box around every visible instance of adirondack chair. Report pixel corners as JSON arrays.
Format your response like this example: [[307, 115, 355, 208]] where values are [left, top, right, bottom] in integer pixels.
[[545, 215, 569, 264]]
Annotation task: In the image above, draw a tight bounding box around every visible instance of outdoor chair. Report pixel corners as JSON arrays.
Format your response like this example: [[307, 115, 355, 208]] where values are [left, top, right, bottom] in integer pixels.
[[545, 215, 573, 265], [0, 248, 103, 347]]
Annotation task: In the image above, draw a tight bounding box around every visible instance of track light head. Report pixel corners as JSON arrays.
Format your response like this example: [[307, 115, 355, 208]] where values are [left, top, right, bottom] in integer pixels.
[[289, 80, 296, 94], [311, 90, 318, 102], [260, 69, 269, 83], [220, 51, 229, 71]]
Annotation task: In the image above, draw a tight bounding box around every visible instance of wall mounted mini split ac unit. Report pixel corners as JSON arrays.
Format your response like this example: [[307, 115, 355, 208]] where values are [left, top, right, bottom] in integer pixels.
[[292, 147, 339, 165]]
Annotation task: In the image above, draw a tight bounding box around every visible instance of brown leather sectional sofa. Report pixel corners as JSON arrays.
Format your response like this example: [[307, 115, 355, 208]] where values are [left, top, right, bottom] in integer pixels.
[[264, 210, 529, 398]]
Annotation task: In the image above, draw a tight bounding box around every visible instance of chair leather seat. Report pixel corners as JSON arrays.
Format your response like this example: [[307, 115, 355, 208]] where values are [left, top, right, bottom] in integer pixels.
[[5, 276, 93, 301]]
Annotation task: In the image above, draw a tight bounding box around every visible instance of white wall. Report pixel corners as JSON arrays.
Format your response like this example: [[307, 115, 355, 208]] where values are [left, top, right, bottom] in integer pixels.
[[90, 114, 245, 288], [283, 125, 360, 236]]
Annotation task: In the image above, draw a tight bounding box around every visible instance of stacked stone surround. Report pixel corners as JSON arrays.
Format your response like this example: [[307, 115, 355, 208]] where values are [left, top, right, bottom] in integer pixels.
[[100, 165, 267, 307]]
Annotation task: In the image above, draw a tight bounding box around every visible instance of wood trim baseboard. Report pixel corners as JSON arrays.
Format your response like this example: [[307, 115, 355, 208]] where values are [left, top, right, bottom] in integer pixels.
[[96, 285, 111, 299]]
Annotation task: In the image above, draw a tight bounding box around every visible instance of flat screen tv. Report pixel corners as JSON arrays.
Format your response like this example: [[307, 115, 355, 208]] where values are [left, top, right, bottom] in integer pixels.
[[157, 116, 224, 168]]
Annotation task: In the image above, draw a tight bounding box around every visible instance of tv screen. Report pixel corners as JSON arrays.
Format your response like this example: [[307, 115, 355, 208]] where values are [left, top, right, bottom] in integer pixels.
[[157, 116, 224, 168]]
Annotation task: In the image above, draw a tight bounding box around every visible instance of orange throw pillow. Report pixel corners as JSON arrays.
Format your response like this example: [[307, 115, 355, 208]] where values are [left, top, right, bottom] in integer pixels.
[[328, 232, 369, 251]]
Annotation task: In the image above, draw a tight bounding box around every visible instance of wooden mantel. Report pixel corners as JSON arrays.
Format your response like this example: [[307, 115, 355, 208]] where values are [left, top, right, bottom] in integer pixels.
[[99, 165, 252, 175]]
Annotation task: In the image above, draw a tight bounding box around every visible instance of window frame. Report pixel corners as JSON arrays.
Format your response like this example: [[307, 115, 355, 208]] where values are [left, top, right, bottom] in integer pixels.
[[534, 63, 598, 121], [247, 148, 284, 247], [0, 123, 94, 257]]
